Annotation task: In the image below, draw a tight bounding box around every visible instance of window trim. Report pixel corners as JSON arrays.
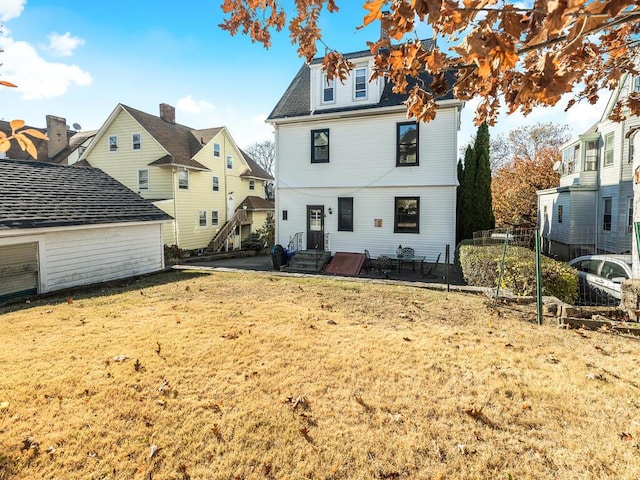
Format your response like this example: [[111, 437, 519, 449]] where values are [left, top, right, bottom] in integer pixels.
[[604, 132, 614, 167], [354, 67, 367, 100], [137, 169, 149, 191], [108, 135, 118, 152], [132, 133, 142, 150], [394, 196, 420, 234], [338, 197, 354, 232], [211, 210, 219, 227], [311, 129, 330, 164], [322, 74, 335, 104], [396, 122, 419, 166], [212, 176, 220, 192], [603, 197, 612, 231], [178, 169, 189, 190], [198, 210, 207, 228]]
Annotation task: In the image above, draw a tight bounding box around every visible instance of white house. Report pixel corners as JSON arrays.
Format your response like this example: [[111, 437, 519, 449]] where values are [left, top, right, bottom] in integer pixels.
[[266, 40, 464, 262], [537, 72, 640, 260], [0, 159, 172, 303]]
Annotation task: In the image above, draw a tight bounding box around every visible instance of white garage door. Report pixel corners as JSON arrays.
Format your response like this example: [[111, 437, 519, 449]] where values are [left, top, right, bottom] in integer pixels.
[[0, 243, 38, 302]]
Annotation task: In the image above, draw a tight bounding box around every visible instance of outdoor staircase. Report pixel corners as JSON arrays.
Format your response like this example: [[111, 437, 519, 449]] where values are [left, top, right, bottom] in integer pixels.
[[208, 209, 248, 252], [283, 249, 332, 274]]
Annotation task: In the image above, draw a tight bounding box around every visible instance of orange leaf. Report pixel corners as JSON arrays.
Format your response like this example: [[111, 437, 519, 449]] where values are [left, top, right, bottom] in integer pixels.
[[25, 138, 38, 159], [10, 119, 25, 132], [361, 0, 387, 27], [22, 129, 49, 140], [0, 80, 17, 88], [0, 139, 10, 152]]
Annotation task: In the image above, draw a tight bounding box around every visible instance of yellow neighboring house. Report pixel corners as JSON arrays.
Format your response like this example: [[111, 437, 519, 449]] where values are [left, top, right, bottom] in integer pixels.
[[80, 103, 274, 251]]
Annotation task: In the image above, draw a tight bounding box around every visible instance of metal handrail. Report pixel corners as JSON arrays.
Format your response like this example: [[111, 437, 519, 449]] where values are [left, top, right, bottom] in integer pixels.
[[287, 232, 303, 253]]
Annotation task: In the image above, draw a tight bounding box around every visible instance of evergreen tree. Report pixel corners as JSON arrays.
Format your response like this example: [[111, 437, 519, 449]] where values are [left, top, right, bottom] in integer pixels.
[[457, 124, 495, 241]]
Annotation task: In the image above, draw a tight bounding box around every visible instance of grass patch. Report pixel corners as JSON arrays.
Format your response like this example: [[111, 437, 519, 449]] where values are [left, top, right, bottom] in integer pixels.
[[1, 270, 639, 479]]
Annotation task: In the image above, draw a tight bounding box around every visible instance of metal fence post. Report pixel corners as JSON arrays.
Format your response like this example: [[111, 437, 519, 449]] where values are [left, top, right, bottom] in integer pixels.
[[494, 227, 511, 305], [535, 228, 543, 326], [445, 244, 450, 292]]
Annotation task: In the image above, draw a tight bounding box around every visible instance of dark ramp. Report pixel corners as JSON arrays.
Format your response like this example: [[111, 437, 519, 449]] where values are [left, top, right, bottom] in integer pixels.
[[324, 253, 365, 276]]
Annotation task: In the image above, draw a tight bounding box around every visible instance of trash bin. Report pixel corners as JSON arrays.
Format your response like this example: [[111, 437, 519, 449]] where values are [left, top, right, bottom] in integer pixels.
[[271, 244, 286, 270]]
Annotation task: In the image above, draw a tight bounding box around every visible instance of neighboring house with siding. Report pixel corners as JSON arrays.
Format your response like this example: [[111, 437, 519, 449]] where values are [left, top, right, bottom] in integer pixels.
[[537, 73, 640, 259], [266, 39, 463, 261], [0, 159, 172, 303], [80, 103, 274, 251]]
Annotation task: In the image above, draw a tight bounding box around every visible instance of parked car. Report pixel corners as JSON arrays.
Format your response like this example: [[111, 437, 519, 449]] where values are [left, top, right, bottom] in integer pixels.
[[567, 254, 632, 305]]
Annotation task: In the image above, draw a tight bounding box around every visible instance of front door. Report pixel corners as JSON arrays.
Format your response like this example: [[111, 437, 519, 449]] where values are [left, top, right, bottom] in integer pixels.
[[307, 205, 324, 250]]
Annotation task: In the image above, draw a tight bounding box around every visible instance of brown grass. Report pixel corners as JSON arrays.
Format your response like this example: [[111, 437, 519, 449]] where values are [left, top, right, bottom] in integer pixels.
[[1, 270, 640, 480]]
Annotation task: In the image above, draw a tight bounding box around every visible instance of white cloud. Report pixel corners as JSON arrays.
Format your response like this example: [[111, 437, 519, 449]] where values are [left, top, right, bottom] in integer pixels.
[[1, 37, 92, 99], [45, 32, 85, 57], [0, 0, 25, 22], [176, 95, 215, 114]]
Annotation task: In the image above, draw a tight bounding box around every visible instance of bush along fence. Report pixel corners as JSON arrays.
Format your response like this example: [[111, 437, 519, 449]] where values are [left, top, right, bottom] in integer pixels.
[[459, 228, 580, 323]]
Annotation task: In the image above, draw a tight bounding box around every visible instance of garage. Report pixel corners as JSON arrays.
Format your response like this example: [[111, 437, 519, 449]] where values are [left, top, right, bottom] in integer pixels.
[[0, 242, 38, 302]]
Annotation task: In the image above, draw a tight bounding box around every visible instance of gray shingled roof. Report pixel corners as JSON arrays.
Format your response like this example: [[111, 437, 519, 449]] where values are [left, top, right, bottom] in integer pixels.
[[0, 159, 173, 229], [239, 149, 274, 180], [237, 196, 275, 210], [121, 104, 212, 170], [267, 40, 457, 121]]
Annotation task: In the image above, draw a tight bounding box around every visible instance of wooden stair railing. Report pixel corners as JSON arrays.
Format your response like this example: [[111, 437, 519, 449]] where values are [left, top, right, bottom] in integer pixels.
[[208, 209, 248, 252]]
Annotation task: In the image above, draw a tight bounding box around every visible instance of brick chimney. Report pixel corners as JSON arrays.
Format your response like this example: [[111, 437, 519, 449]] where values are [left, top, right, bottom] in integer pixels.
[[380, 11, 390, 43], [159, 103, 175, 123], [46, 115, 68, 160]]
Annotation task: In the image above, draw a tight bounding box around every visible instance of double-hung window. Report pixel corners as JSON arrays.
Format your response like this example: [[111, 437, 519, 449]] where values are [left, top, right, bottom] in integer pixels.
[[354, 67, 367, 99], [322, 74, 335, 103], [109, 135, 118, 152], [249, 180, 255, 190], [634, 76, 640, 93], [137, 169, 149, 191], [338, 197, 353, 232], [212, 176, 220, 192], [178, 170, 189, 189], [557, 205, 563, 223], [397, 122, 418, 166], [311, 129, 329, 163], [132, 133, 141, 150], [211, 210, 219, 226], [628, 197, 633, 234], [394, 197, 420, 233], [603, 197, 612, 231], [213, 143, 220, 157], [226, 155, 233, 169], [604, 132, 614, 167], [199, 210, 207, 227]]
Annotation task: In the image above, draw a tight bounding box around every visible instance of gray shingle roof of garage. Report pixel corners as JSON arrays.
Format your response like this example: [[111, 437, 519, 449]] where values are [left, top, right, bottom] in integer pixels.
[[0, 159, 173, 230], [267, 40, 456, 120]]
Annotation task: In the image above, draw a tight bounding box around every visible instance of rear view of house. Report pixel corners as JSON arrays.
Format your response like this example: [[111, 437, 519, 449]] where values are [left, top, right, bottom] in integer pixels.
[[267, 40, 463, 261]]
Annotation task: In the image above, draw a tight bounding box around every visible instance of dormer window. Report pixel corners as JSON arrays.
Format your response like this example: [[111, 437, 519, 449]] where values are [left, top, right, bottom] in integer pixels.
[[322, 74, 335, 103], [354, 67, 367, 99]]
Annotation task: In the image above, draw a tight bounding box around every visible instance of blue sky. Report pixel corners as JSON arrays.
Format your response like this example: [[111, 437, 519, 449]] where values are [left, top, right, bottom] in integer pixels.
[[0, 0, 608, 150]]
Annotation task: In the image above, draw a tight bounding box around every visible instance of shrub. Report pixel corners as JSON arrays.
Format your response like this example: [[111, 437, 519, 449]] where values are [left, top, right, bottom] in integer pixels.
[[458, 244, 578, 303], [241, 232, 265, 251]]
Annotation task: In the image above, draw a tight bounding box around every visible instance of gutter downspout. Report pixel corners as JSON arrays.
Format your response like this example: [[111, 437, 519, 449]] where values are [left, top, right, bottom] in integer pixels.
[[172, 166, 179, 246]]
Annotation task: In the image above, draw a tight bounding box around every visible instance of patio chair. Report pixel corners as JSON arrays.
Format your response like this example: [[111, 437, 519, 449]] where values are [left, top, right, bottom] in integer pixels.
[[398, 247, 415, 271], [364, 249, 375, 272], [376, 255, 394, 279]]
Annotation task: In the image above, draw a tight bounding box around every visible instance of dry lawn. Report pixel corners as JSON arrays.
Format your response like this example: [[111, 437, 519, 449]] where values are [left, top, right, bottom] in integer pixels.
[[1, 270, 640, 480]]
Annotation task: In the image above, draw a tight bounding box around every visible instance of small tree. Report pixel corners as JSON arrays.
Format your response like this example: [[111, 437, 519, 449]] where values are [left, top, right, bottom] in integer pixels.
[[245, 140, 275, 176]]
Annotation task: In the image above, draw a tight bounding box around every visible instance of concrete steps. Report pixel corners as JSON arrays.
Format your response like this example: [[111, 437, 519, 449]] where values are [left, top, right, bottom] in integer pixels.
[[284, 249, 331, 273]]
